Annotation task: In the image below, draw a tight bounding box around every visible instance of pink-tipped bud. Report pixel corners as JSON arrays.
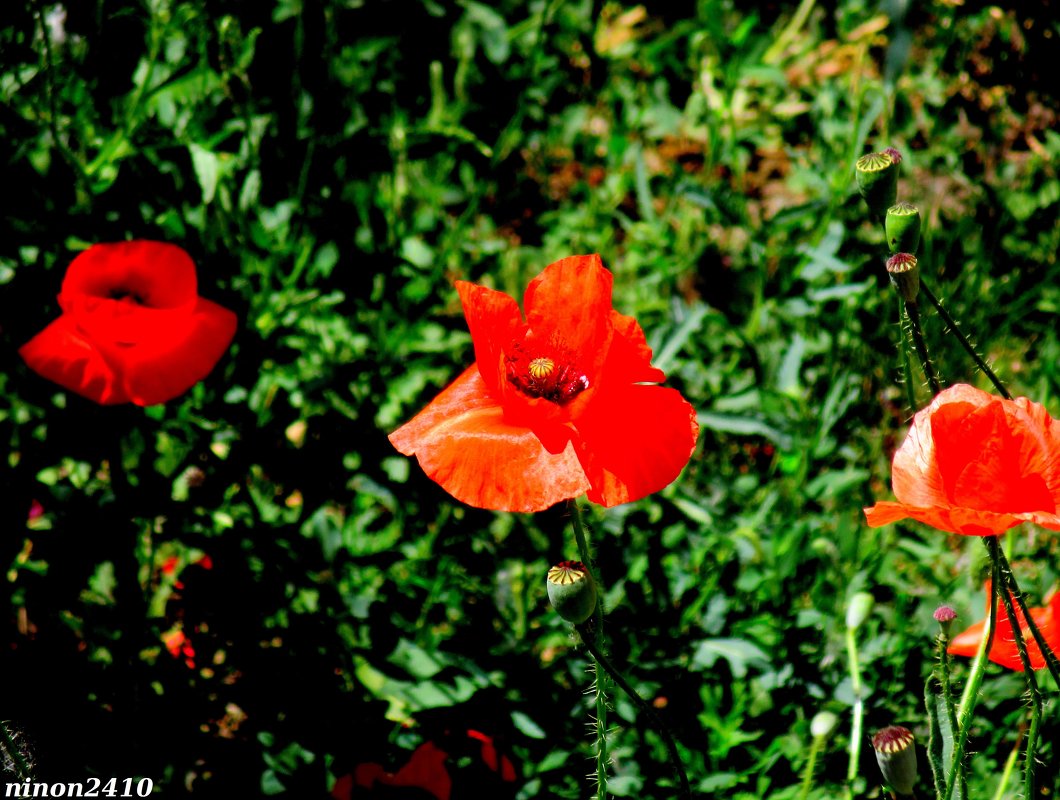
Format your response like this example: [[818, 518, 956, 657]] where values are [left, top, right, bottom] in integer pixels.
[[933, 605, 956, 623], [933, 605, 957, 637]]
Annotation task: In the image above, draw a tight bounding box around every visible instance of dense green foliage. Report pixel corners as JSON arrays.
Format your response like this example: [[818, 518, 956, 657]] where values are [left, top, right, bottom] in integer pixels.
[[1, 0, 1057, 796]]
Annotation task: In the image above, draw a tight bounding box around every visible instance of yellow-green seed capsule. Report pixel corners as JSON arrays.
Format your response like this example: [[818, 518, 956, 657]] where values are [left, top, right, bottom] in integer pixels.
[[886, 202, 921, 254], [855, 149, 901, 221], [546, 561, 597, 624], [886, 252, 920, 304], [872, 726, 918, 796]]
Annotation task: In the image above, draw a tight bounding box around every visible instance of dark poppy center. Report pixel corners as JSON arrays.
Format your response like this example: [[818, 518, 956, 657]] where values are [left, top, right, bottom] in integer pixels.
[[109, 289, 146, 305], [505, 344, 588, 405]]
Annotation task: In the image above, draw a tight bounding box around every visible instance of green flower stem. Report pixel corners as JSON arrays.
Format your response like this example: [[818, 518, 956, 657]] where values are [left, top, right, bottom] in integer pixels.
[[576, 626, 692, 799], [919, 280, 1010, 400], [798, 734, 825, 800], [0, 721, 32, 779], [987, 538, 1043, 798], [946, 554, 1001, 800], [844, 625, 864, 794], [995, 545, 1060, 685], [570, 502, 608, 800], [935, 631, 964, 800], [903, 300, 942, 396], [990, 729, 1021, 800], [924, 677, 946, 799], [898, 301, 918, 413]]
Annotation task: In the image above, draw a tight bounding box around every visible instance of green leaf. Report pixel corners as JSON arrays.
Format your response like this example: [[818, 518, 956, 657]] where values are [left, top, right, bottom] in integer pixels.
[[692, 638, 771, 679]]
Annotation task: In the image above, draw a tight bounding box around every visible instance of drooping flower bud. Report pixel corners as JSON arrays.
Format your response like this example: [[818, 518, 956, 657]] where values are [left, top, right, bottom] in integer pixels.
[[546, 561, 597, 624], [885, 202, 921, 254], [871, 726, 918, 796], [886, 253, 920, 304], [855, 150, 901, 220], [846, 591, 875, 630]]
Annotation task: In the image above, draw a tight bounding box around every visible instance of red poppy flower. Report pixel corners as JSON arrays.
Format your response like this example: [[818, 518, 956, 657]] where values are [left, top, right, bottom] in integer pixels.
[[864, 383, 1060, 536], [332, 742, 451, 800], [465, 729, 516, 783], [947, 583, 1060, 671], [388, 254, 698, 512], [20, 241, 237, 406]]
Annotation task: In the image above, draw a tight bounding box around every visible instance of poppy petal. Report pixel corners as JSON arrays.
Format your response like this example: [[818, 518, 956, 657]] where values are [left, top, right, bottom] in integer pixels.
[[60, 240, 199, 311], [871, 383, 1060, 536], [456, 280, 524, 395], [389, 366, 590, 512], [524, 255, 613, 377], [605, 310, 665, 385], [114, 297, 237, 406], [575, 384, 698, 507], [19, 315, 129, 404]]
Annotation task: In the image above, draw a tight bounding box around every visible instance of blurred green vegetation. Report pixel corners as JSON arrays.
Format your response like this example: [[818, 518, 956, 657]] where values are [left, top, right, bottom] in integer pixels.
[[1, 0, 1058, 797]]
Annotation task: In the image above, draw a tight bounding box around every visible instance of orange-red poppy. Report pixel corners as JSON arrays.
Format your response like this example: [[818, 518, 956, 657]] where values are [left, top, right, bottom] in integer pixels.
[[864, 384, 1060, 536], [389, 254, 698, 512], [20, 241, 236, 406], [947, 583, 1060, 671]]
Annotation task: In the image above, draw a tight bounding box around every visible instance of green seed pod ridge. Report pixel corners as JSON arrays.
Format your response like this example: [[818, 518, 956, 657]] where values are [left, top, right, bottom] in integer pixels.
[[546, 560, 597, 624], [886, 202, 921, 254]]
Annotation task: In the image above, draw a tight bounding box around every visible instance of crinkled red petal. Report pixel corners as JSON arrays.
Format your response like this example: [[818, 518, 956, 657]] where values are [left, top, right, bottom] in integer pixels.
[[456, 280, 524, 395], [523, 255, 613, 379], [114, 297, 237, 406], [60, 241, 199, 310], [19, 315, 129, 404], [389, 366, 590, 512], [575, 384, 698, 507]]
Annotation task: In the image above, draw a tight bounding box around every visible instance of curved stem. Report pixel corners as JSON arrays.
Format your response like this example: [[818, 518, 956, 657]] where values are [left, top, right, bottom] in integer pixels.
[[904, 300, 942, 395], [919, 280, 1010, 400], [995, 546, 1060, 685], [935, 631, 964, 800], [577, 626, 692, 799], [987, 537, 1042, 798], [569, 502, 607, 800], [945, 553, 1000, 800], [844, 624, 864, 795], [925, 675, 946, 799], [0, 721, 32, 779]]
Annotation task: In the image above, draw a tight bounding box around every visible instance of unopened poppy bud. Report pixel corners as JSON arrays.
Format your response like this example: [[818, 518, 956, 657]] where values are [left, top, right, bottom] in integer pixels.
[[855, 150, 900, 220], [547, 561, 597, 624], [871, 726, 917, 796], [846, 591, 875, 630], [885, 202, 921, 254], [886, 253, 920, 303], [933, 605, 957, 637], [810, 710, 839, 739]]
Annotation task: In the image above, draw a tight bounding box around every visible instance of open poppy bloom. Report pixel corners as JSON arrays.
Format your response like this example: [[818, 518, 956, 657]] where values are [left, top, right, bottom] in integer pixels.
[[947, 583, 1060, 671], [333, 742, 451, 800], [864, 383, 1060, 536], [389, 254, 698, 512], [20, 241, 237, 406]]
